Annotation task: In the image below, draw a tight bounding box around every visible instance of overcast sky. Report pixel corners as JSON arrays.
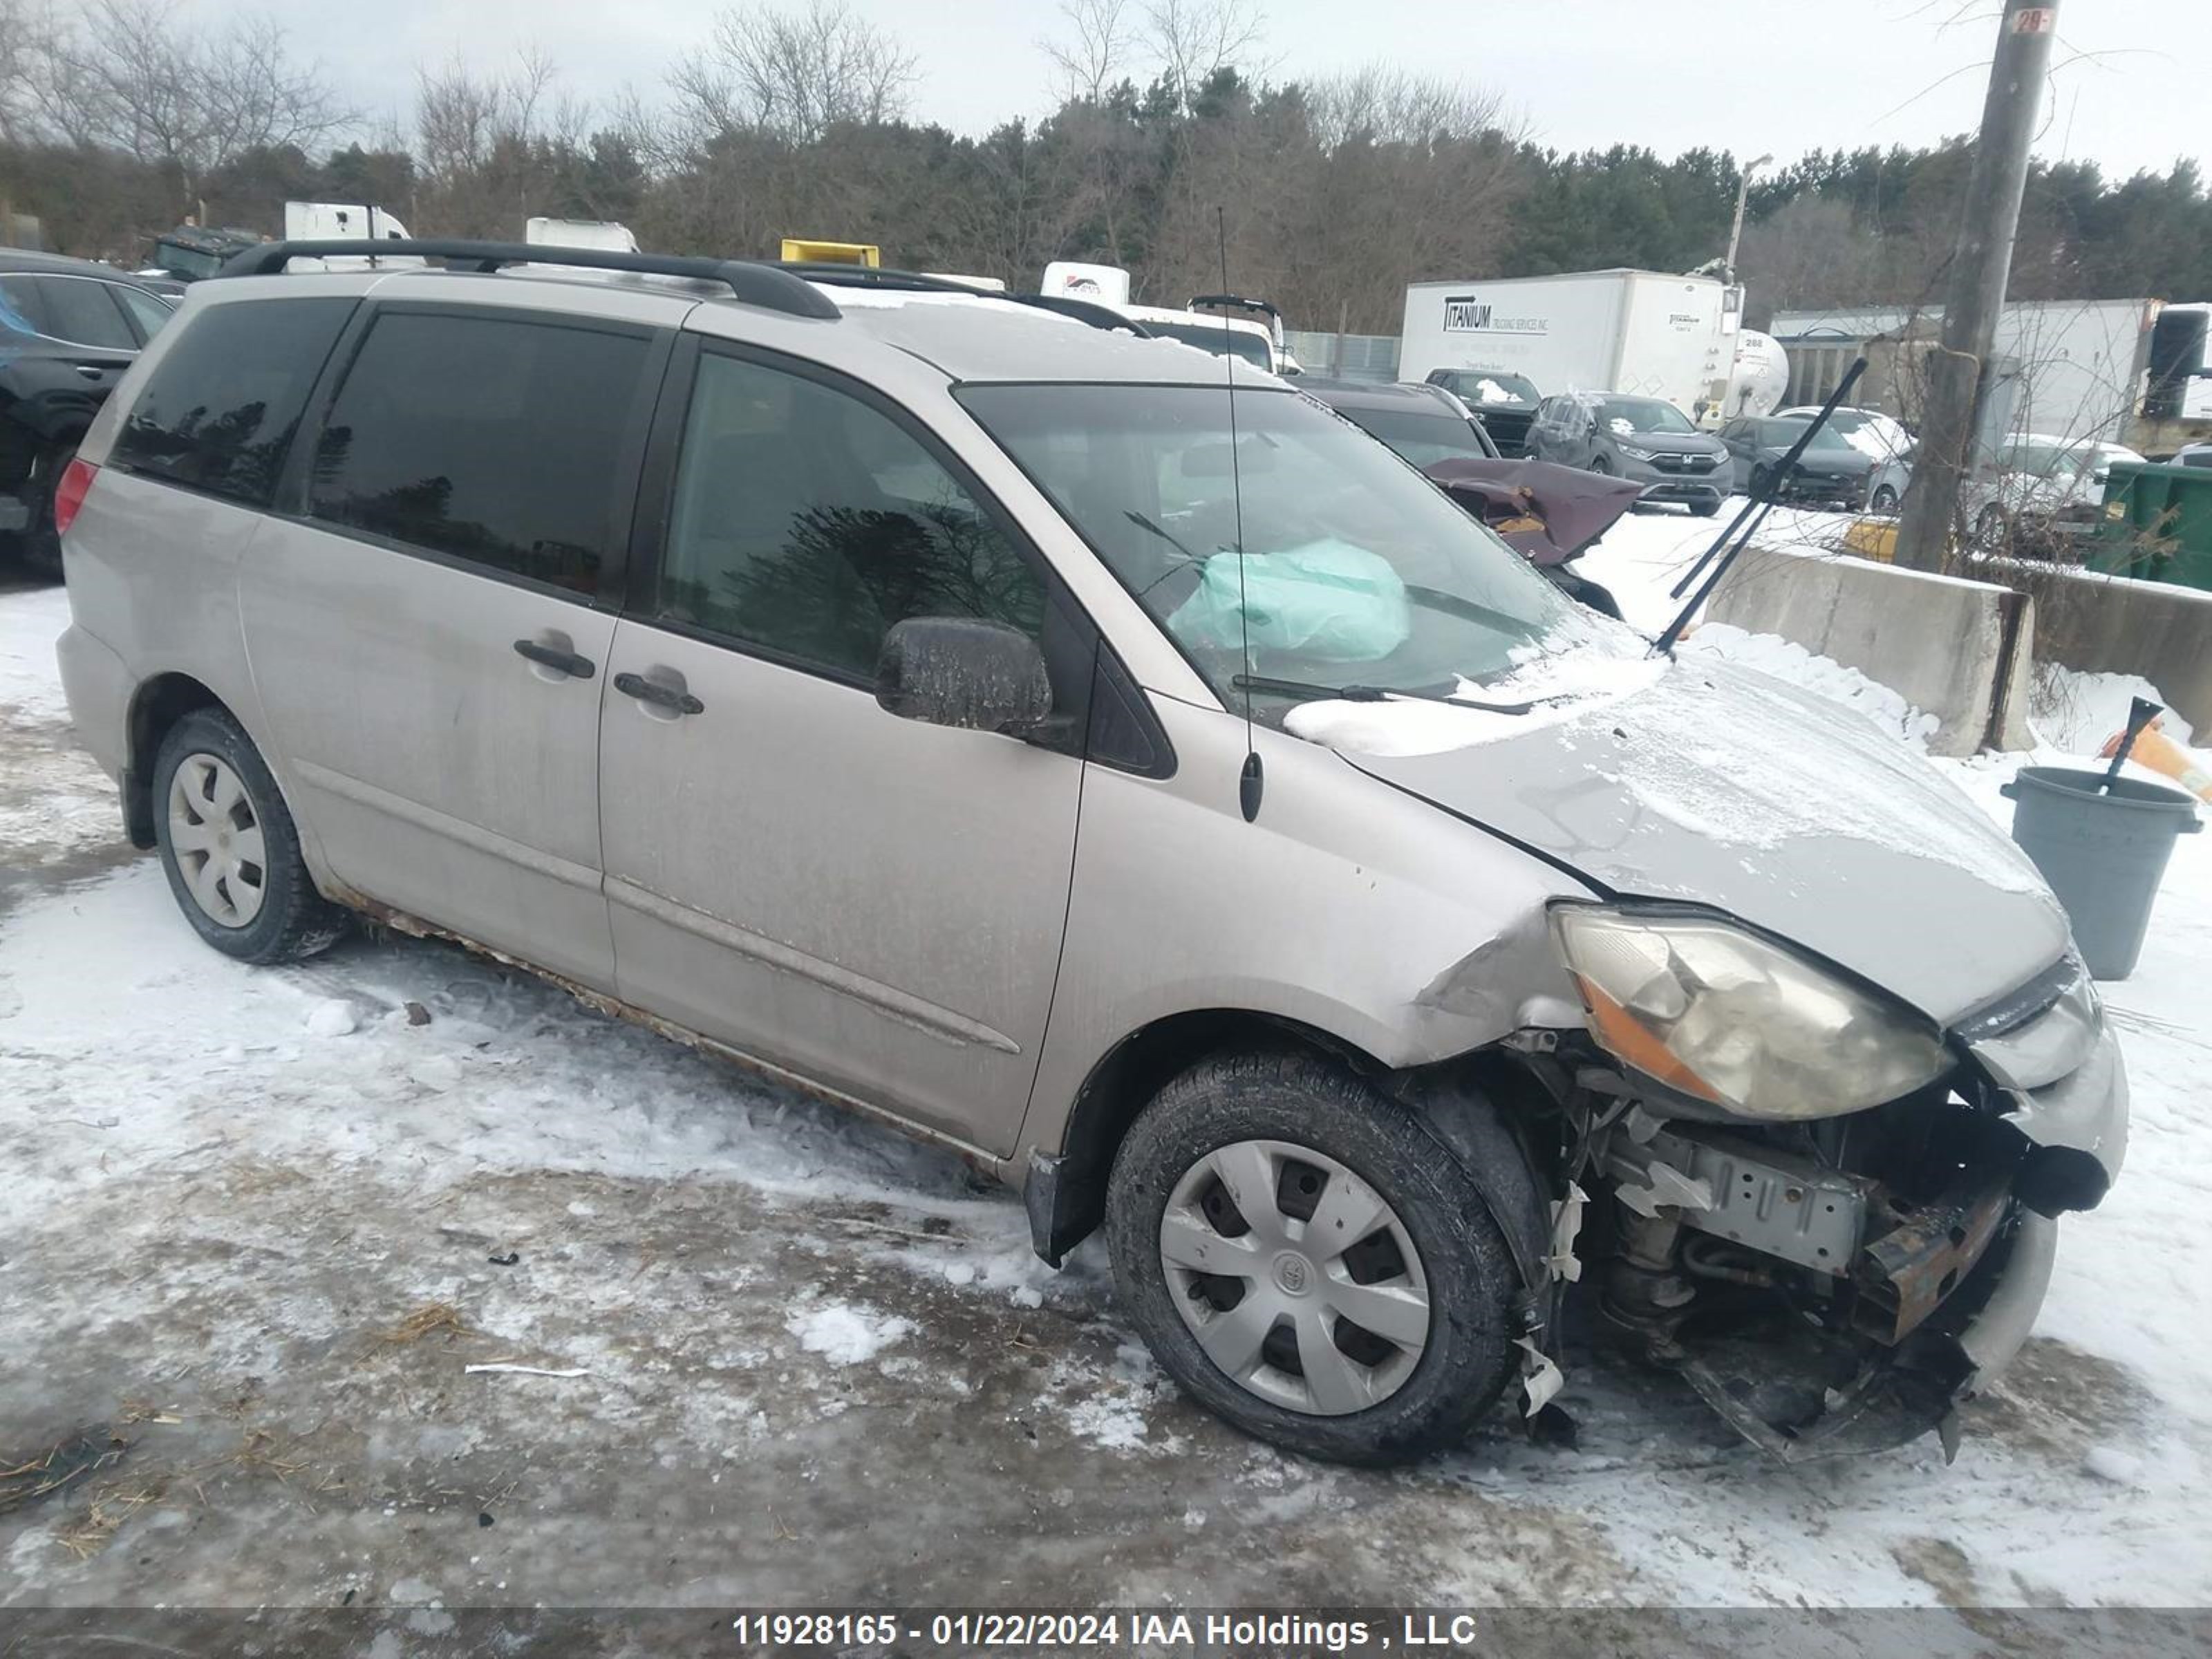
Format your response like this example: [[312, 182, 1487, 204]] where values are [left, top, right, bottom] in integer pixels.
[[273, 0, 2204, 180]]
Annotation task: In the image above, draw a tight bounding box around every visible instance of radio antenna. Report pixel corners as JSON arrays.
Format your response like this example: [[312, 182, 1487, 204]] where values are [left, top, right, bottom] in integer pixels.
[[1217, 206, 1262, 823]]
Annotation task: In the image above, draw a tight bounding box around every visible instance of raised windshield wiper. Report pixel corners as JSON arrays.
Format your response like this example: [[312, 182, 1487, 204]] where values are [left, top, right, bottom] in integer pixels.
[[1125, 508, 1203, 563], [1232, 673, 1538, 716]]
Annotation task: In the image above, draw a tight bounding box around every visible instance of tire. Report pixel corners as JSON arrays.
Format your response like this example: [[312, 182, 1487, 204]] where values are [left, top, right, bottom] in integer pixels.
[[1750, 464, 1773, 500], [1586, 453, 1613, 476], [1871, 484, 1900, 515], [15, 440, 75, 581], [1691, 499, 1721, 518], [1105, 1049, 1534, 1466], [152, 708, 346, 964], [1975, 504, 2008, 547]]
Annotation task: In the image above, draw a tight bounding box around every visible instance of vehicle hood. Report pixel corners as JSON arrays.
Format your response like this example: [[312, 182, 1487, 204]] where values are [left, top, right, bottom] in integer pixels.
[[1319, 657, 2070, 1025], [1423, 458, 1645, 567]]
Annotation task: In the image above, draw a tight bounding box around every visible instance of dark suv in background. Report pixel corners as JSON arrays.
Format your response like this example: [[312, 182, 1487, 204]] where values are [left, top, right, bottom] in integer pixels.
[[1422, 367, 1540, 456], [1, 250, 176, 577], [1526, 391, 1728, 515], [1300, 378, 1501, 468]]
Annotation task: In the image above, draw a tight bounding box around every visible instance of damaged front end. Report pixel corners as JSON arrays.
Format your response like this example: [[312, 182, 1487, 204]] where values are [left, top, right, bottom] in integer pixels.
[[1531, 908, 2126, 1463]]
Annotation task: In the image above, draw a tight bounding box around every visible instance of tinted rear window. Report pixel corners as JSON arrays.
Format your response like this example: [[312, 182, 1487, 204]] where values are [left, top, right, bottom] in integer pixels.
[[306, 311, 654, 598], [112, 298, 354, 507]]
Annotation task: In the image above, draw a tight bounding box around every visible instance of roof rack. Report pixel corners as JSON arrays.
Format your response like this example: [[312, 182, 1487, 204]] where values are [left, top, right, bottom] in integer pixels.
[[768, 262, 1150, 337], [216, 240, 843, 321]]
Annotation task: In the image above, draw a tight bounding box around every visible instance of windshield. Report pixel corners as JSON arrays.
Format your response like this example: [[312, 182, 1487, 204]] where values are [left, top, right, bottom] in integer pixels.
[[1773, 418, 1855, 452], [959, 383, 1619, 711], [1143, 319, 1273, 371], [1330, 404, 1490, 469], [1596, 397, 1696, 435], [153, 241, 225, 280], [2005, 442, 2089, 478], [1459, 371, 1538, 407]]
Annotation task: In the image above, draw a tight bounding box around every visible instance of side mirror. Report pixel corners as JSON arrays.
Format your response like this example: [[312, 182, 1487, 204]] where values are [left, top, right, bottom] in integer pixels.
[[876, 617, 1053, 735]]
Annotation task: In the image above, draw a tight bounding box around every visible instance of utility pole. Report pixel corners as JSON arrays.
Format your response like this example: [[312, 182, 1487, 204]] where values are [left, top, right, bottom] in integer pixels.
[[1724, 153, 1772, 285], [1893, 1, 2060, 573]]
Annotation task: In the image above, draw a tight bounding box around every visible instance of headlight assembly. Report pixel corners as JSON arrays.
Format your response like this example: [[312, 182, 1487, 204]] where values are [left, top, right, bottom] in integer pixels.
[[1619, 444, 1658, 462], [1550, 906, 1953, 1121]]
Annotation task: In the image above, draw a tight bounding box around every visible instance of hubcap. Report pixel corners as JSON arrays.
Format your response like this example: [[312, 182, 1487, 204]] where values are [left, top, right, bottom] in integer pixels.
[[167, 754, 266, 928], [1159, 1138, 1430, 1416]]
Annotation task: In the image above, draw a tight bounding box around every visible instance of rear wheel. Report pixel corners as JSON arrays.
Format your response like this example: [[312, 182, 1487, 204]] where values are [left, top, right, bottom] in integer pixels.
[[1105, 1050, 1534, 1466], [153, 709, 346, 964], [1975, 503, 2009, 547]]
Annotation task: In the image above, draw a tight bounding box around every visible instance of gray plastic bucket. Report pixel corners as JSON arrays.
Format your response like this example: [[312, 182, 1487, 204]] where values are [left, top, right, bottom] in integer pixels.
[[2000, 765, 2202, 980]]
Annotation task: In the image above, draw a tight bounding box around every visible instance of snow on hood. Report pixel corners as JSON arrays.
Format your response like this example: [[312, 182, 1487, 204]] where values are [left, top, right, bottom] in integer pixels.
[[1302, 652, 2068, 1024], [1284, 647, 1667, 756]]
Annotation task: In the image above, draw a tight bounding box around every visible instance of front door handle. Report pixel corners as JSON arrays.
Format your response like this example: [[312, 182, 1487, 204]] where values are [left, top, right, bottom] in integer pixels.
[[614, 671, 704, 716], [513, 638, 595, 678]]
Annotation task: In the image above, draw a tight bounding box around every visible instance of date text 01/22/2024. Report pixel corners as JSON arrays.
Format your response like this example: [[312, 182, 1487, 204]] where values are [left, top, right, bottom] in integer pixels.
[[724, 1612, 1495, 1651]]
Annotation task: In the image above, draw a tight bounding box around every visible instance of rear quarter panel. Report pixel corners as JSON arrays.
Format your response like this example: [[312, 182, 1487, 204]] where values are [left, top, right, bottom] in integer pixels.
[[61, 471, 284, 826]]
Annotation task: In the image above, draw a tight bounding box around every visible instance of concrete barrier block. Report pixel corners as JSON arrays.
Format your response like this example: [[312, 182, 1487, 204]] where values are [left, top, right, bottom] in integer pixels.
[[2030, 565, 2212, 736], [1704, 545, 2023, 758]]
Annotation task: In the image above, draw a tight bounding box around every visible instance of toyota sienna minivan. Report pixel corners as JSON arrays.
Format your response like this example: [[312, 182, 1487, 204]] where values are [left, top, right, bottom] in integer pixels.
[[53, 243, 2126, 1466]]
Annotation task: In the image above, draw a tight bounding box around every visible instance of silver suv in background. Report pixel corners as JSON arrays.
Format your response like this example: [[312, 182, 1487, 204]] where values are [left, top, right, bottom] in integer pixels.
[[56, 243, 2126, 1466], [1526, 391, 1729, 515]]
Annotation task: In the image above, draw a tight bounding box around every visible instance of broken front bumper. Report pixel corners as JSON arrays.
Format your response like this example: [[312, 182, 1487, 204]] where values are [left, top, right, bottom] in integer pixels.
[[1609, 997, 2125, 1462]]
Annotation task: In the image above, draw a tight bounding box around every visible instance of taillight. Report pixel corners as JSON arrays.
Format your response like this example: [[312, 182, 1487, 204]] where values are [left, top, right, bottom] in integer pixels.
[[53, 456, 97, 539]]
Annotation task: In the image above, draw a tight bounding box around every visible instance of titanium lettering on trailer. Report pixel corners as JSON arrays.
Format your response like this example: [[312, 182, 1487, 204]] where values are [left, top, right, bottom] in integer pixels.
[[1442, 294, 1549, 335]]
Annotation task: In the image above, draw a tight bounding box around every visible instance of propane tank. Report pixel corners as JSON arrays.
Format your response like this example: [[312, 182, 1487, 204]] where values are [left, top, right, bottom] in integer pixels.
[[1725, 330, 1789, 418]]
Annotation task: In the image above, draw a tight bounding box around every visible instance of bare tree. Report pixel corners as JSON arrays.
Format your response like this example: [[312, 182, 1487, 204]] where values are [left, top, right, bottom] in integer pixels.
[[0, 0, 59, 142], [1141, 0, 1266, 111], [33, 0, 353, 207], [1041, 0, 1134, 104], [668, 1, 917, 149], [413, 48, 607, 237]]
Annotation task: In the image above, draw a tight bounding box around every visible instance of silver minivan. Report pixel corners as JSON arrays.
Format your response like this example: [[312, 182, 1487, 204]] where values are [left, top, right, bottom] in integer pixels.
[[54, 245, 2125, 1466]]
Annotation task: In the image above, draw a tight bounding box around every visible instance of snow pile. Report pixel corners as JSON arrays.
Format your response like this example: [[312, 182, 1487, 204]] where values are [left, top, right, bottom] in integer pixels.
[[1679, 621, 1940, 749], [787, 1301, 916, 1365], [2031, 665, 2198, 758], [0, 584, 73, 722]]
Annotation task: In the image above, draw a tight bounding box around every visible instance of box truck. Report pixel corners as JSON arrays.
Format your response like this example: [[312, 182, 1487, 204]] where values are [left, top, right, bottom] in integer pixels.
[[1400, 269, 1736, 420]]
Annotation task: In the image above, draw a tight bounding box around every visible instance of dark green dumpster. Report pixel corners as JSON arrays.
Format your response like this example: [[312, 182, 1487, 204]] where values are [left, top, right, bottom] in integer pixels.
[[2090, 460, 2212, 590]]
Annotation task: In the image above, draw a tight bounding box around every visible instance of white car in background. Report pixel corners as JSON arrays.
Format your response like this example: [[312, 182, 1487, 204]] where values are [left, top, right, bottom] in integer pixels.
[[1866, 433, 2147, 538], [2172, 441, 2212, 469]]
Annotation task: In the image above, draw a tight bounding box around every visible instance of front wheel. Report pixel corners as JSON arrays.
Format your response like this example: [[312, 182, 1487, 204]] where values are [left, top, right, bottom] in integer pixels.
[[1586, 453, 1613, 476], [1871, 484, 1900, 515], [1975, 503, 2009, 547], [1105, 1051, 1534, 1466], [153, 708, 346, 964]]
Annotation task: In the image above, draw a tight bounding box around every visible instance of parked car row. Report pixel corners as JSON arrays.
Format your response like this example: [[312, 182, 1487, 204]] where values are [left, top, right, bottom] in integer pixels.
[[52, 241, 2125, 1470]]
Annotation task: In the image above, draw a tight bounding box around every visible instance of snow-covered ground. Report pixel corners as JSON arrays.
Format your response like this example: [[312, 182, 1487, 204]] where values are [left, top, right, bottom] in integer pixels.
[[4, 531, 2212, 1618]]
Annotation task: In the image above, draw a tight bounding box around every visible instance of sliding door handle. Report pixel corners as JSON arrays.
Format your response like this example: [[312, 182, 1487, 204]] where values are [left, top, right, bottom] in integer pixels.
[[513, 639, 596, 678], [614, 671, 704, 716]]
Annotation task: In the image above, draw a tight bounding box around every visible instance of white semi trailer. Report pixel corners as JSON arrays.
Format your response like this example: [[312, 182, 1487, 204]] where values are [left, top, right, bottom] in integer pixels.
[[1400, 269, 1739, 420]]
